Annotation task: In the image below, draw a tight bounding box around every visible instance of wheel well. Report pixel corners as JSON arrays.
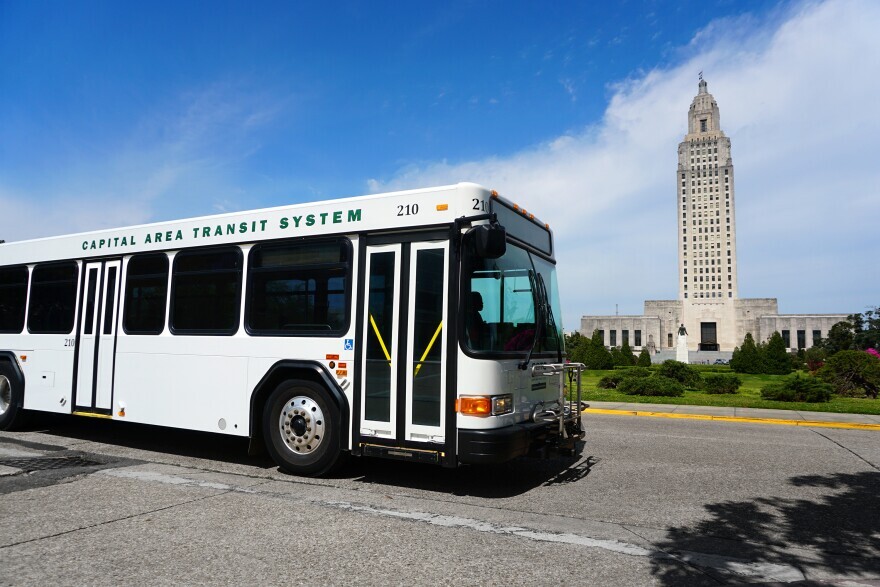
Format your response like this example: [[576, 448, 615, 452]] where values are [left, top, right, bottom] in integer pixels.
[[0, 353, 25, 405], [248, 363, 348, 455]]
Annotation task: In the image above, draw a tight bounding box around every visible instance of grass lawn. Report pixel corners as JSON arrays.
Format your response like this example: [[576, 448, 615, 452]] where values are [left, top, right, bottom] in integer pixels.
[[568, 369, 880, 415]]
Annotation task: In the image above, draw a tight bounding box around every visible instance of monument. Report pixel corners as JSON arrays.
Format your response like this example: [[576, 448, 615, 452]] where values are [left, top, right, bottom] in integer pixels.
[[676, 324, 688, 363], [580, 77, 848, 362]]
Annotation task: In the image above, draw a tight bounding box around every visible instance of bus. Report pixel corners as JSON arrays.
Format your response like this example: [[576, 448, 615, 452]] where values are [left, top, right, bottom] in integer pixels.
[[0, 183, 585, 475]]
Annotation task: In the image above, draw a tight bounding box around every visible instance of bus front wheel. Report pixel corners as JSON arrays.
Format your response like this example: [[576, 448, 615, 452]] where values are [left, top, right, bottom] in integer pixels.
[[263, 380, 342, 476], [0, 363, 25, 431]]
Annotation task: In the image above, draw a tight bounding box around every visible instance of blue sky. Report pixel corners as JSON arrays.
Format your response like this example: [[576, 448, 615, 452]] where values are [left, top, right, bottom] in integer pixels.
[[2, 0, 878, 329]]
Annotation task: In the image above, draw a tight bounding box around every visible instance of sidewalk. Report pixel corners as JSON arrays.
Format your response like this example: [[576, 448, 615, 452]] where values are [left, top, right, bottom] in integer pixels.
[[583, 401, 880, 431]]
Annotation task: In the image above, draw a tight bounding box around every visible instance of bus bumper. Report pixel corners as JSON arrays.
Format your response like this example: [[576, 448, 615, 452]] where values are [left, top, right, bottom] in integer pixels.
[[457, 421, 557, 464]]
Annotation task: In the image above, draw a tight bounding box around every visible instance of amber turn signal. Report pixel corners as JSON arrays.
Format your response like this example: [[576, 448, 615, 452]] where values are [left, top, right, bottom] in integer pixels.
[[456, 396, 492, 416]]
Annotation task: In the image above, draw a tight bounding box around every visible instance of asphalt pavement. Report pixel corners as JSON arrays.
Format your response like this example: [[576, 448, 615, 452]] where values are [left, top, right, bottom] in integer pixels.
[[1, 412, 879, 586]]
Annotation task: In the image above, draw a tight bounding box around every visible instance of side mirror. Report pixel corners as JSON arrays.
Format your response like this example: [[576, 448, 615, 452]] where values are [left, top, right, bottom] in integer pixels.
[[470, 224, 507, 259]]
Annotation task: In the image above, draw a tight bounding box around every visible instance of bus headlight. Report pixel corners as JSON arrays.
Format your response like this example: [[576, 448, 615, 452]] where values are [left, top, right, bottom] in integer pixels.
[[456, 394, 514, 417], [491, 394, 513, 415]]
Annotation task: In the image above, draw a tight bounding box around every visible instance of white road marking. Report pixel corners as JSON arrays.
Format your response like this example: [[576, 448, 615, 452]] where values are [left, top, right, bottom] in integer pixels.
[[326, 501, 806, 583], [98, 466, 806, 583], [100, 468, 257, 492]]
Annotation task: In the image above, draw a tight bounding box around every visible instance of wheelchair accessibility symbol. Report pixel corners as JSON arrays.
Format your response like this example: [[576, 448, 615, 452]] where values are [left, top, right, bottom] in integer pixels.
[[344, 339, 354, 351]]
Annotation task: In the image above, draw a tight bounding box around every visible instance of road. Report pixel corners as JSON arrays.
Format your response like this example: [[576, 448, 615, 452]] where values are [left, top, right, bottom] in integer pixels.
[[1, 414, 879, 586]]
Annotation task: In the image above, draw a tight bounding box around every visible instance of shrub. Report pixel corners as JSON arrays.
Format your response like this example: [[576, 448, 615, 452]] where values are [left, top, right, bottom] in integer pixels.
[[584, 330, 613, 369], [637, 348, 652, 367], [598, 367, 652, 389], [818, 350, 880, 399], [764, 332, 792, 375], [702, 373, 742, 394], [656, 360, 703, 388], [618, 376, 685, 397], [760, 374, 833, 403], [626, 366, 652, 378], [805, 346, 826, 373], [598, 373, 625, 389], [730, 333, 764, 374]]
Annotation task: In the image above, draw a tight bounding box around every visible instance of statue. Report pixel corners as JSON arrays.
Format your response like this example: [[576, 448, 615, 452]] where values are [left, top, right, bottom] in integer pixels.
[[676, 324, 688, 363]]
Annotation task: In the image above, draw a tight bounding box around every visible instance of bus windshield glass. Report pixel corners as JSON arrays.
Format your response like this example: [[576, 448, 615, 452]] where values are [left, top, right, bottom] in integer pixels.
[[463, 242, 562, 355]]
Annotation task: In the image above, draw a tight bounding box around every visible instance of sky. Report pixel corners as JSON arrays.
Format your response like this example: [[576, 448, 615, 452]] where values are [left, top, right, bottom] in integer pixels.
[[1, 0, 878, 330]]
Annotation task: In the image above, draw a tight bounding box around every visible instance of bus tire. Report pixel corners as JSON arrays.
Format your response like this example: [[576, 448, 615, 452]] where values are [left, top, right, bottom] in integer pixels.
[[263, 379, 342, 476], [0, 363, 25, 431]]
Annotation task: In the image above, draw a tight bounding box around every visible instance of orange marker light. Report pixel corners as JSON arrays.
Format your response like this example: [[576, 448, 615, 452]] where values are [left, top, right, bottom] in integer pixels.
[[491, 190, 499, 197], [456, 396, 492, 416], [436, 203, 448, 211]]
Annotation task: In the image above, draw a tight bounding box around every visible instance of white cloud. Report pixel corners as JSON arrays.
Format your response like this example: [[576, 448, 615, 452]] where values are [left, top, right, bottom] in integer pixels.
[[0, 80, 285, 242], [366, 0, 880, 329]]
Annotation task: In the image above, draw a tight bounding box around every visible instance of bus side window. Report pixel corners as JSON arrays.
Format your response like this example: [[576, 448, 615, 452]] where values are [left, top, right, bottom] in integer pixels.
[[171, 247, 243, 335], [28, 262, 78, 334], [0, 266, 29, 334], [246, 239, 351, 336], [123, 254, 169, 335]]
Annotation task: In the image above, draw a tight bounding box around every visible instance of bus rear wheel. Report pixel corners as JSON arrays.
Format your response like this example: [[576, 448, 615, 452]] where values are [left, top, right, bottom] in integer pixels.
[[0, 364, 24, 431], [263, 380, 342, 476]]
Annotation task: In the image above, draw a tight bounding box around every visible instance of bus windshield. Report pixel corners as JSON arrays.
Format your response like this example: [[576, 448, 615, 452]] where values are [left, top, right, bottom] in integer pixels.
[[463, 242, 562, 356]]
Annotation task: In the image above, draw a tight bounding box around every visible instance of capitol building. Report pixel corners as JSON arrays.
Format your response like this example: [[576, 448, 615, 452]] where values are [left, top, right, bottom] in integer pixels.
[[581, 79, 846, 360]]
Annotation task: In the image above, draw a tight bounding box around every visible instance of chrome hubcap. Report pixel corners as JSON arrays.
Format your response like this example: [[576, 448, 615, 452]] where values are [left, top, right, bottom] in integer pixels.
[[0, 376, 11, 416], [279, 396, 325, 456]]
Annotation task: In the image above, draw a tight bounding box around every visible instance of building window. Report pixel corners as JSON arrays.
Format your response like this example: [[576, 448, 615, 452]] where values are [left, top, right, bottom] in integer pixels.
[[700, 119, 707, 132], [635, 330, 642, 346], [781, 330, 791, 348], [812, 330, 822, 346], [622, 330, 629, 346], [797, 330, 806, 350], [667, 333, 673, 348], [597, 330, 604, 345], [610, 330, 617, 347]]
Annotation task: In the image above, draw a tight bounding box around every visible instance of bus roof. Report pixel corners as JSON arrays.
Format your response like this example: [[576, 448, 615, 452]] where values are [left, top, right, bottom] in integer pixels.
[[0, 182, 553, 265]]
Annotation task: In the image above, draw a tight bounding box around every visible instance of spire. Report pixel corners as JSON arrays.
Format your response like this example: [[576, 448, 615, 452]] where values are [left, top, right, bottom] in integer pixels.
[[698, 72, 708, 94]]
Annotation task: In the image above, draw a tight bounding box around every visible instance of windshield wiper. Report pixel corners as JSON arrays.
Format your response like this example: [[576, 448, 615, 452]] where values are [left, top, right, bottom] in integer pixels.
[[540, 274, 563, 364], [519, 270, 546, 370]]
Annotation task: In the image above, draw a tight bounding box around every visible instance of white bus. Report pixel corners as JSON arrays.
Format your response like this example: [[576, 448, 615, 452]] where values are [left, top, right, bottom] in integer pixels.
[[0, 183, 584, 474]]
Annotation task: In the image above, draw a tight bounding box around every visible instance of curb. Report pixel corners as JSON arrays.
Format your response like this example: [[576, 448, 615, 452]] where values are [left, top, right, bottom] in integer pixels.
[[582, 408, 880, 431]]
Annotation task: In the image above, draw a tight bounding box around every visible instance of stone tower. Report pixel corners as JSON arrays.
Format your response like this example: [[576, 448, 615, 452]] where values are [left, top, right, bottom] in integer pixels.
[[676, 77, 740, 350], [580, 77, 847, 357]]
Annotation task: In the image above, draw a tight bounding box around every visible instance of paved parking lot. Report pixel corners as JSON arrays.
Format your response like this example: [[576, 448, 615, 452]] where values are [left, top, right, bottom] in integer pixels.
[[1, 414, 878, 585]]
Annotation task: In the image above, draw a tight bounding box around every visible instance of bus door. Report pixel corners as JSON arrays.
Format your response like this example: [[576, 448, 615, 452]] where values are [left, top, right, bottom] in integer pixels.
[[358, 238, 450, 460], [74, 260, 122, 413]]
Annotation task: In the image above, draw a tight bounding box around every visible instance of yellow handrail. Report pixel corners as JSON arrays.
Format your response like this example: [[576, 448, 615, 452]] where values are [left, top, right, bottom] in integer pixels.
[[369, 313, 392, 364], [414, 321, 443, 376]]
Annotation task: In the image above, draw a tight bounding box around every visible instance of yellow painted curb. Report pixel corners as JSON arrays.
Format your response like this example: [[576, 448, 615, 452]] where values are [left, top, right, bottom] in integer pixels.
[[582, 408, 880, 431]]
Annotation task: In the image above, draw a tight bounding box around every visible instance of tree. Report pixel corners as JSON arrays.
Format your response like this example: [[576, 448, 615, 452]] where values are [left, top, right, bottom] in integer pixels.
[[618, 339, 637, 366], [818, 350, 880, 399], [764, 331, 792, 375], [637, 348, 652, 367], [730, 333, 764, 374], [852, 307, 880, 351], [567, 333, 590, 365], [805, 346, 826, 372], [583, 329, 613, 370], [823, 321, 855, 355]]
